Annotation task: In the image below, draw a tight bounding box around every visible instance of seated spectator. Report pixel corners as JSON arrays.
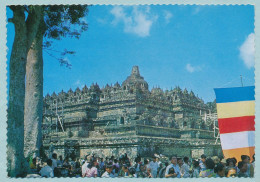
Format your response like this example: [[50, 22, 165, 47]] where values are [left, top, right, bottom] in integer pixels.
[[215, 163, 225, 177], [165, 156, 180, 178], [199, 158, 216, 177], [192, 161, 200, 178], [241, 155, 253, 177], [158, 162, 168, 178], [129, 167, 136, 177], [101, 162, 115, 178], [57, 155, 63, 167], [226, 158, 236, 169], [181, 156, 190, 178], [199, 154, 207, 171], [39, 159, 54, 178], [237, 161, 248, 178], [147, 168, 152, 178], [227, 168, 237, 177], [51, 153, 58, 170], [83, 157, 98, 177], [212, 156, 220, 165], [220, 158, 227, 167], [119, 164, 133, 177], [30, 158, 37, 170], [63, 157, 70, 168], [136, 164, 149, 178], [251, 154, 255, 177]]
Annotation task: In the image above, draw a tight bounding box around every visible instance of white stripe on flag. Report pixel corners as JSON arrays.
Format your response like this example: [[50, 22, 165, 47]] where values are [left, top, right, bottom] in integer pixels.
[[220, 131, 255, 150]]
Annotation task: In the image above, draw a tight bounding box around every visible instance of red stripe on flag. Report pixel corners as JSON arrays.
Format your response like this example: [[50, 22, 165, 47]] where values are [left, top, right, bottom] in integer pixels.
[[218, 116, 255, 134]]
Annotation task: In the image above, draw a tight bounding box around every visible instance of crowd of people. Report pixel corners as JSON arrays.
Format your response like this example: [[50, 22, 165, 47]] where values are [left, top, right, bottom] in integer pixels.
[[27, 152, 255, 178]]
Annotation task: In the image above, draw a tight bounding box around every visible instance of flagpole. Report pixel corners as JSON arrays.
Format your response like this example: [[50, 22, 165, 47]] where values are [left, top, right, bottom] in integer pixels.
[[240, 75, 243, 87]]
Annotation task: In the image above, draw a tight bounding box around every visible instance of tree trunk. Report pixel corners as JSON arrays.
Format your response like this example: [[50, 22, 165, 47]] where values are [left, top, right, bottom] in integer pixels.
[[7, 7, 28, 177], [7, 6, 43, 177], [24, 29, 44, 158]]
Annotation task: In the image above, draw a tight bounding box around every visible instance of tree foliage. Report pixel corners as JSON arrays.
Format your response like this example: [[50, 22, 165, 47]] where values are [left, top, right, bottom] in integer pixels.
[[43, 5, 89, 67]]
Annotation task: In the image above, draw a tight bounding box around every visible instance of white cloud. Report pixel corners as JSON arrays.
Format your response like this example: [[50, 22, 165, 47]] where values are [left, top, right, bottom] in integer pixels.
[[239, 33, 255, 69], [75, 80, 81, 86], [96, 18, 107, 25], [164, 10, 173, 24], [192, 7, 202, 15], [186, 64, 201, 73], [110, 6, 157, 37]]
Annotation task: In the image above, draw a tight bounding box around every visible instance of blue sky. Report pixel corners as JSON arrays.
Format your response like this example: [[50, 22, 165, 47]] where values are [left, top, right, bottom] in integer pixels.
[[7, 5, 255, 102]]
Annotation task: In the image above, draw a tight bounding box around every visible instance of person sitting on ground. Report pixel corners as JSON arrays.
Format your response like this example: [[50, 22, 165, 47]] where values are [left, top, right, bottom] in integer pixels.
[[226, 167, 237, 177], [74, 158, 81, 177], [199, 158, 216, 177], [136, 164, 149, 178], [57, 155, 63, 167], [227, 158, 235, 168], [83, 157, 98, 177], [159, 162, 168, 178], [192, 161, 200, 178], [237, 161, 248, 178], [112, 164, 119, 177], [226, 158, 237, 175], [129, 167, 136, 178], [251, 154, 255, 177], [51, 153, 58, 171], [147, 167, 152, 178], [119, 164, 132, 177], [220, 158, 227, 167], [215, 163, 225, 177], [181, 156, 190, 178], [231, 157, 238, 172], [28, 157, 39, 175], [199, 154, 207, 171], [39, 159, 54, 178], [30, 158, 37, 170], [165, 156, 180, 178], [99, 158, 105, 170], [212, 156, 220, 166], [241, 155, 253, 177], [101, 162, 115, 178], [177, 158, 183, 168], [63, 157, 70, 169], [144, 158, 149, 169]]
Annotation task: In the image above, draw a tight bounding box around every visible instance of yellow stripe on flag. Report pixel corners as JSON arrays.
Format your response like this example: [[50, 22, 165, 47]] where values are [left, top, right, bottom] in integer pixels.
[[216, 101, 255, 119], [223, 146, 255, 162]]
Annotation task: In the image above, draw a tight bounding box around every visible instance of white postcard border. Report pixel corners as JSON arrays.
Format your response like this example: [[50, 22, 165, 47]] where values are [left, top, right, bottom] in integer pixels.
[[0, 0, 258, 182]]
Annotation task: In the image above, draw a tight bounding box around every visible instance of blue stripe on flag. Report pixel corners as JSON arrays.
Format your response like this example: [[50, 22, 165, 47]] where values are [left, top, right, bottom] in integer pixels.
[[214, 86, 255, 103]]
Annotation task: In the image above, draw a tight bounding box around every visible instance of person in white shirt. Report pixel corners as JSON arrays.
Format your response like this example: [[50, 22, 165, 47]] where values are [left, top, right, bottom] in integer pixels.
[[165, 156, 181, 178], [51, 153, 58, 170], [101, 162, 115, 178], [39, 159, 54, 177], [148, 156, 159, 178]]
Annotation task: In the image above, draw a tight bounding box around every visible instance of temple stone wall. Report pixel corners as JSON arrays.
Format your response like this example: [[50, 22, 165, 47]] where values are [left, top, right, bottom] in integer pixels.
[[42, 66, 221, 160], [80, 146, 138, 160]]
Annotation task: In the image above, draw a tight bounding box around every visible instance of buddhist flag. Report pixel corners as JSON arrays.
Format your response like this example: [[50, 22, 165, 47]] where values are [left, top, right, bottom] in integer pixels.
[[214, 86, 255, 161]]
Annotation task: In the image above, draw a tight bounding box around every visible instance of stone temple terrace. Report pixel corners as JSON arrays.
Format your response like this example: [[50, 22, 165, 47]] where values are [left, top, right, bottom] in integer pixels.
[[42, 66, 222, 160]]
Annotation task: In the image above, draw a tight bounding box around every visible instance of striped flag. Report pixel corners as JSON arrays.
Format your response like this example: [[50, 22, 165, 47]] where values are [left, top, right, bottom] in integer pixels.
[[214, 86, 255, 161]]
